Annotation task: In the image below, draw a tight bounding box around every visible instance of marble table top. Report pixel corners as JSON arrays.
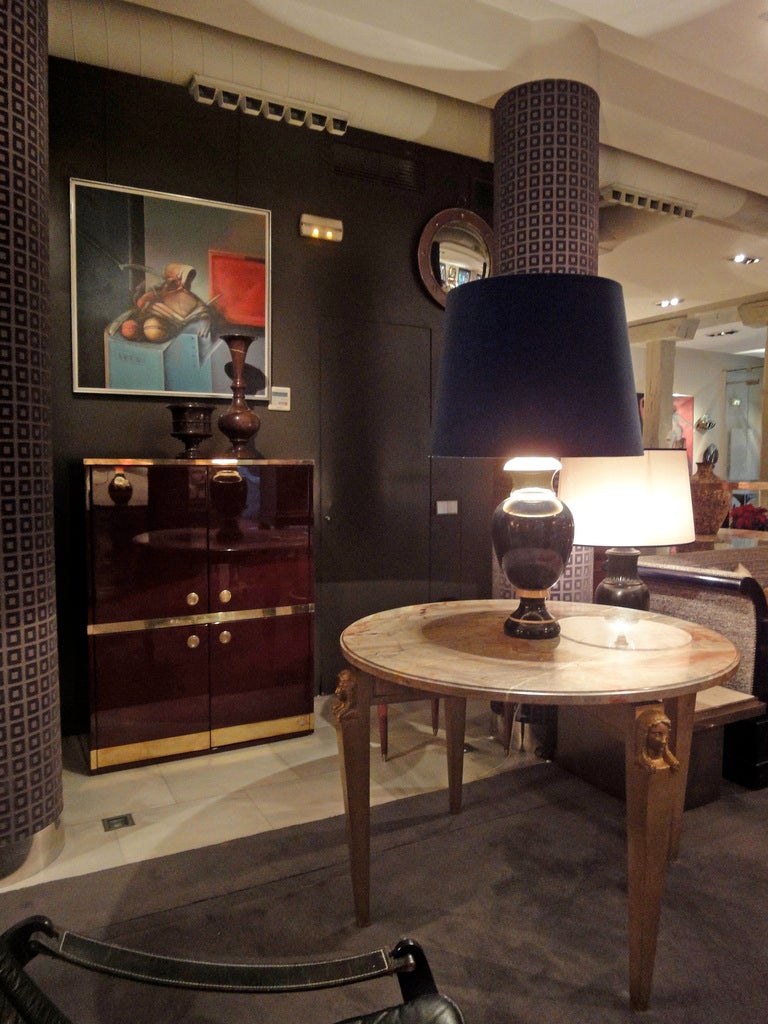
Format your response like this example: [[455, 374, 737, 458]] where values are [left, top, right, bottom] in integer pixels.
[[340, 600, 739, 705]]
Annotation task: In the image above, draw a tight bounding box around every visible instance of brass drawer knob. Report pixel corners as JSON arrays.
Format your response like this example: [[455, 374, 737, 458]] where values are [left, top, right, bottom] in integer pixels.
[[219, 589, 232, 604], [186, 592, 199, 607], [219, 630, 232, 645], [187, 634, 200, 649]]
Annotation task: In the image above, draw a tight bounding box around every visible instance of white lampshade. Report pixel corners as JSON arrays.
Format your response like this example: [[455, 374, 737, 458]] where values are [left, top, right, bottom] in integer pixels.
[[557, 449, 695, 548]]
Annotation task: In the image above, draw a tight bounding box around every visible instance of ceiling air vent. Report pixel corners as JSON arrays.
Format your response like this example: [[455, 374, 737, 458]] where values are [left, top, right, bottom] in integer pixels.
[[600, 185, 695, 219]]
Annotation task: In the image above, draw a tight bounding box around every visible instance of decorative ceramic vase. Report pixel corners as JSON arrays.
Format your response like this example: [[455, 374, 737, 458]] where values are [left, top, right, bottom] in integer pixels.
[[217, 334, 261, 457], [167, 402, 216, 459], [689, 460, 732, 536]]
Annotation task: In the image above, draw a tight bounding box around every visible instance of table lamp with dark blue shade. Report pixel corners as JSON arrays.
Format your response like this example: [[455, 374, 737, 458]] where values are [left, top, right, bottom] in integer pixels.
[[431, 272, 644, 640]]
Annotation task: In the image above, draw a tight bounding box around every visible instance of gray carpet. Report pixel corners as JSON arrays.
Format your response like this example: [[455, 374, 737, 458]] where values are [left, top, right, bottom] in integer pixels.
[[3, 762, 767, 1024]]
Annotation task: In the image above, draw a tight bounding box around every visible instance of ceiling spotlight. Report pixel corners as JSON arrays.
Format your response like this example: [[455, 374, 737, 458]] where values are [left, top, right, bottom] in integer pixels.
[[656, 297, 682, 308], [731, 253, 762, 265]]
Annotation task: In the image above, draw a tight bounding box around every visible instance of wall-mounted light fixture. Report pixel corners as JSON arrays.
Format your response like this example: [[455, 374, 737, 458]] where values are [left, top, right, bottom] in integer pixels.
[[299, 214, 343, 242], [188, 75, 348, 136]]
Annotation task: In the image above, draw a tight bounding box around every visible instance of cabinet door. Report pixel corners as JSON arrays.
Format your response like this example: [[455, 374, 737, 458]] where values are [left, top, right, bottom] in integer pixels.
[[90, 624, 210, 770], [209, 613, 313, 746], [208, 465, 313, 614], [87, 464, 209, 624]]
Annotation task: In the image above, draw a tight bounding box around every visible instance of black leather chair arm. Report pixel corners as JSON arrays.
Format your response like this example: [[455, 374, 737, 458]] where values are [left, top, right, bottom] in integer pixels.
[[0, 917, 465, 1024]]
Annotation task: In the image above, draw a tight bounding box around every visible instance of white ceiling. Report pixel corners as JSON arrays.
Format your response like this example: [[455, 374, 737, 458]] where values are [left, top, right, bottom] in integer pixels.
[[85, 0, 768, 356]]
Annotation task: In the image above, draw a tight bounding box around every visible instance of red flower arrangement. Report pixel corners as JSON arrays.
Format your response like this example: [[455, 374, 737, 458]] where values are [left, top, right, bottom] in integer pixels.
[[730, 502, 768, 531]]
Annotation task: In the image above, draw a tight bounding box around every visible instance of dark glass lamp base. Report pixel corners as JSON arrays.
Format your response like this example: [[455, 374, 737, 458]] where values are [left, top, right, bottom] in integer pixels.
[[503, 596, 561, 639], [594, 547, 650, 610]]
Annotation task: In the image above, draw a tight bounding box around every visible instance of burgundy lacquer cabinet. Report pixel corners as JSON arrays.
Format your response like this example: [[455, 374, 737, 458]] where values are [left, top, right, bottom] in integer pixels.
[[84, 458, 314, 772]]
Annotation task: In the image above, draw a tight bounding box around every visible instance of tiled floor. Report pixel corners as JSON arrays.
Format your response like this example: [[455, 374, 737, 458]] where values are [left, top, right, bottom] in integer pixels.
[[1, 697, 541, 893]]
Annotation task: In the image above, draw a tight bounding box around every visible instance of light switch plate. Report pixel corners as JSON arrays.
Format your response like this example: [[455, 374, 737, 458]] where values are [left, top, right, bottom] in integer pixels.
[[436, 499, 458, 515]]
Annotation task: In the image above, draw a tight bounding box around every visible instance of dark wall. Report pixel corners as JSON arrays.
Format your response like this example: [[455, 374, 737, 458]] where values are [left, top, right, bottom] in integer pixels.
[[48, 58, 494, 733]]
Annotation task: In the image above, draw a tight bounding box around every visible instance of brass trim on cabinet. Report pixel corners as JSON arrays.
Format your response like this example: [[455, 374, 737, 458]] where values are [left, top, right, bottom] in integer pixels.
[[211, 714, 314, 749], [91, 731, 211, 770], [84, 458, 314, 467], [88, 603, 315, 636]]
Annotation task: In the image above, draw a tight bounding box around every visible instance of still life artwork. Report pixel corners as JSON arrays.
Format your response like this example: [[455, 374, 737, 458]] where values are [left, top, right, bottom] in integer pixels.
[[70, 180, 271, 399]]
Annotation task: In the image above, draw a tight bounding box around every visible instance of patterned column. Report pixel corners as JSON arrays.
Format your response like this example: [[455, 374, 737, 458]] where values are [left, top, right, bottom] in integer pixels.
[[492, 78, 600, 602], [0, 0, 63, 878], [493, 78, 600, 276]]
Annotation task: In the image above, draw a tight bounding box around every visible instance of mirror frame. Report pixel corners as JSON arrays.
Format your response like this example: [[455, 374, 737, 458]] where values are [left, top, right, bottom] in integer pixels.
[[417, 208, 493, 308]]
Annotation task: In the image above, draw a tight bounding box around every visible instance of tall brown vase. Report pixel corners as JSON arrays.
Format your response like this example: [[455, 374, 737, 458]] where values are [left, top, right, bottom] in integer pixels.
[[217, 334, 261, 457], [689, 460, 732, 537]]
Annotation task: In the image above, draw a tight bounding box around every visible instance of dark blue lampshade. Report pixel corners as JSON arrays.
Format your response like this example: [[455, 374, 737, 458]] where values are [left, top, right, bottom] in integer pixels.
[[432, 273, 643, 458]]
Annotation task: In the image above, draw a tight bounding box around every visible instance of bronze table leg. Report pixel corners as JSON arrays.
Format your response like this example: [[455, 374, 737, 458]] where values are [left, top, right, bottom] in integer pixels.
[[624, 694, 695, 1010], [665, 693, 696, 861], [333, 668, 373, 927], [443, 695, 468, 814], [334, 674, 468, 922]]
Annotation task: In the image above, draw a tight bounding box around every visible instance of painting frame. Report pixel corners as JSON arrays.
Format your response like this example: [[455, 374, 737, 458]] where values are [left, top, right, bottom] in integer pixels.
[[70, 179, 271, 400]]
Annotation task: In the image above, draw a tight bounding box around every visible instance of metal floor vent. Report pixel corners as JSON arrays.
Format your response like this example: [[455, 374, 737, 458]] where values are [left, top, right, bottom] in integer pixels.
[[600, 184, 695, 219], [102, 813, 135, 832]]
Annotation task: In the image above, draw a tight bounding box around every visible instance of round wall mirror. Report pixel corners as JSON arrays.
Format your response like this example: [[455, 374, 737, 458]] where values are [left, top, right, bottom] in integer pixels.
[[417, 208, 493, 307]]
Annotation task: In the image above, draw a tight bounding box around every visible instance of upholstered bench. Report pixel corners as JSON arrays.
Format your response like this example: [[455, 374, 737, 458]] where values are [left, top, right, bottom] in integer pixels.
[[640, 547, 768, 793], [556, 545, 768, 807]]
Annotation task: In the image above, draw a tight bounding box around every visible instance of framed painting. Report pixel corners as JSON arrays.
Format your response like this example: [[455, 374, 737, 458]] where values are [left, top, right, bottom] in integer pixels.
[[70, 179, 271, 399]]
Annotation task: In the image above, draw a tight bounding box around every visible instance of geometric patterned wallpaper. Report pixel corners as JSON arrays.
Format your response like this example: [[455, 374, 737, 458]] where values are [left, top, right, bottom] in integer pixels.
[[0, 0, 63, 850], [493, 79, 600, 277]]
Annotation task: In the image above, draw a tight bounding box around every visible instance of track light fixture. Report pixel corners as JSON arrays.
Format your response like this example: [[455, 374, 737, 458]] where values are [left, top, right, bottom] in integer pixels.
[[188, 75, 349, 137]]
